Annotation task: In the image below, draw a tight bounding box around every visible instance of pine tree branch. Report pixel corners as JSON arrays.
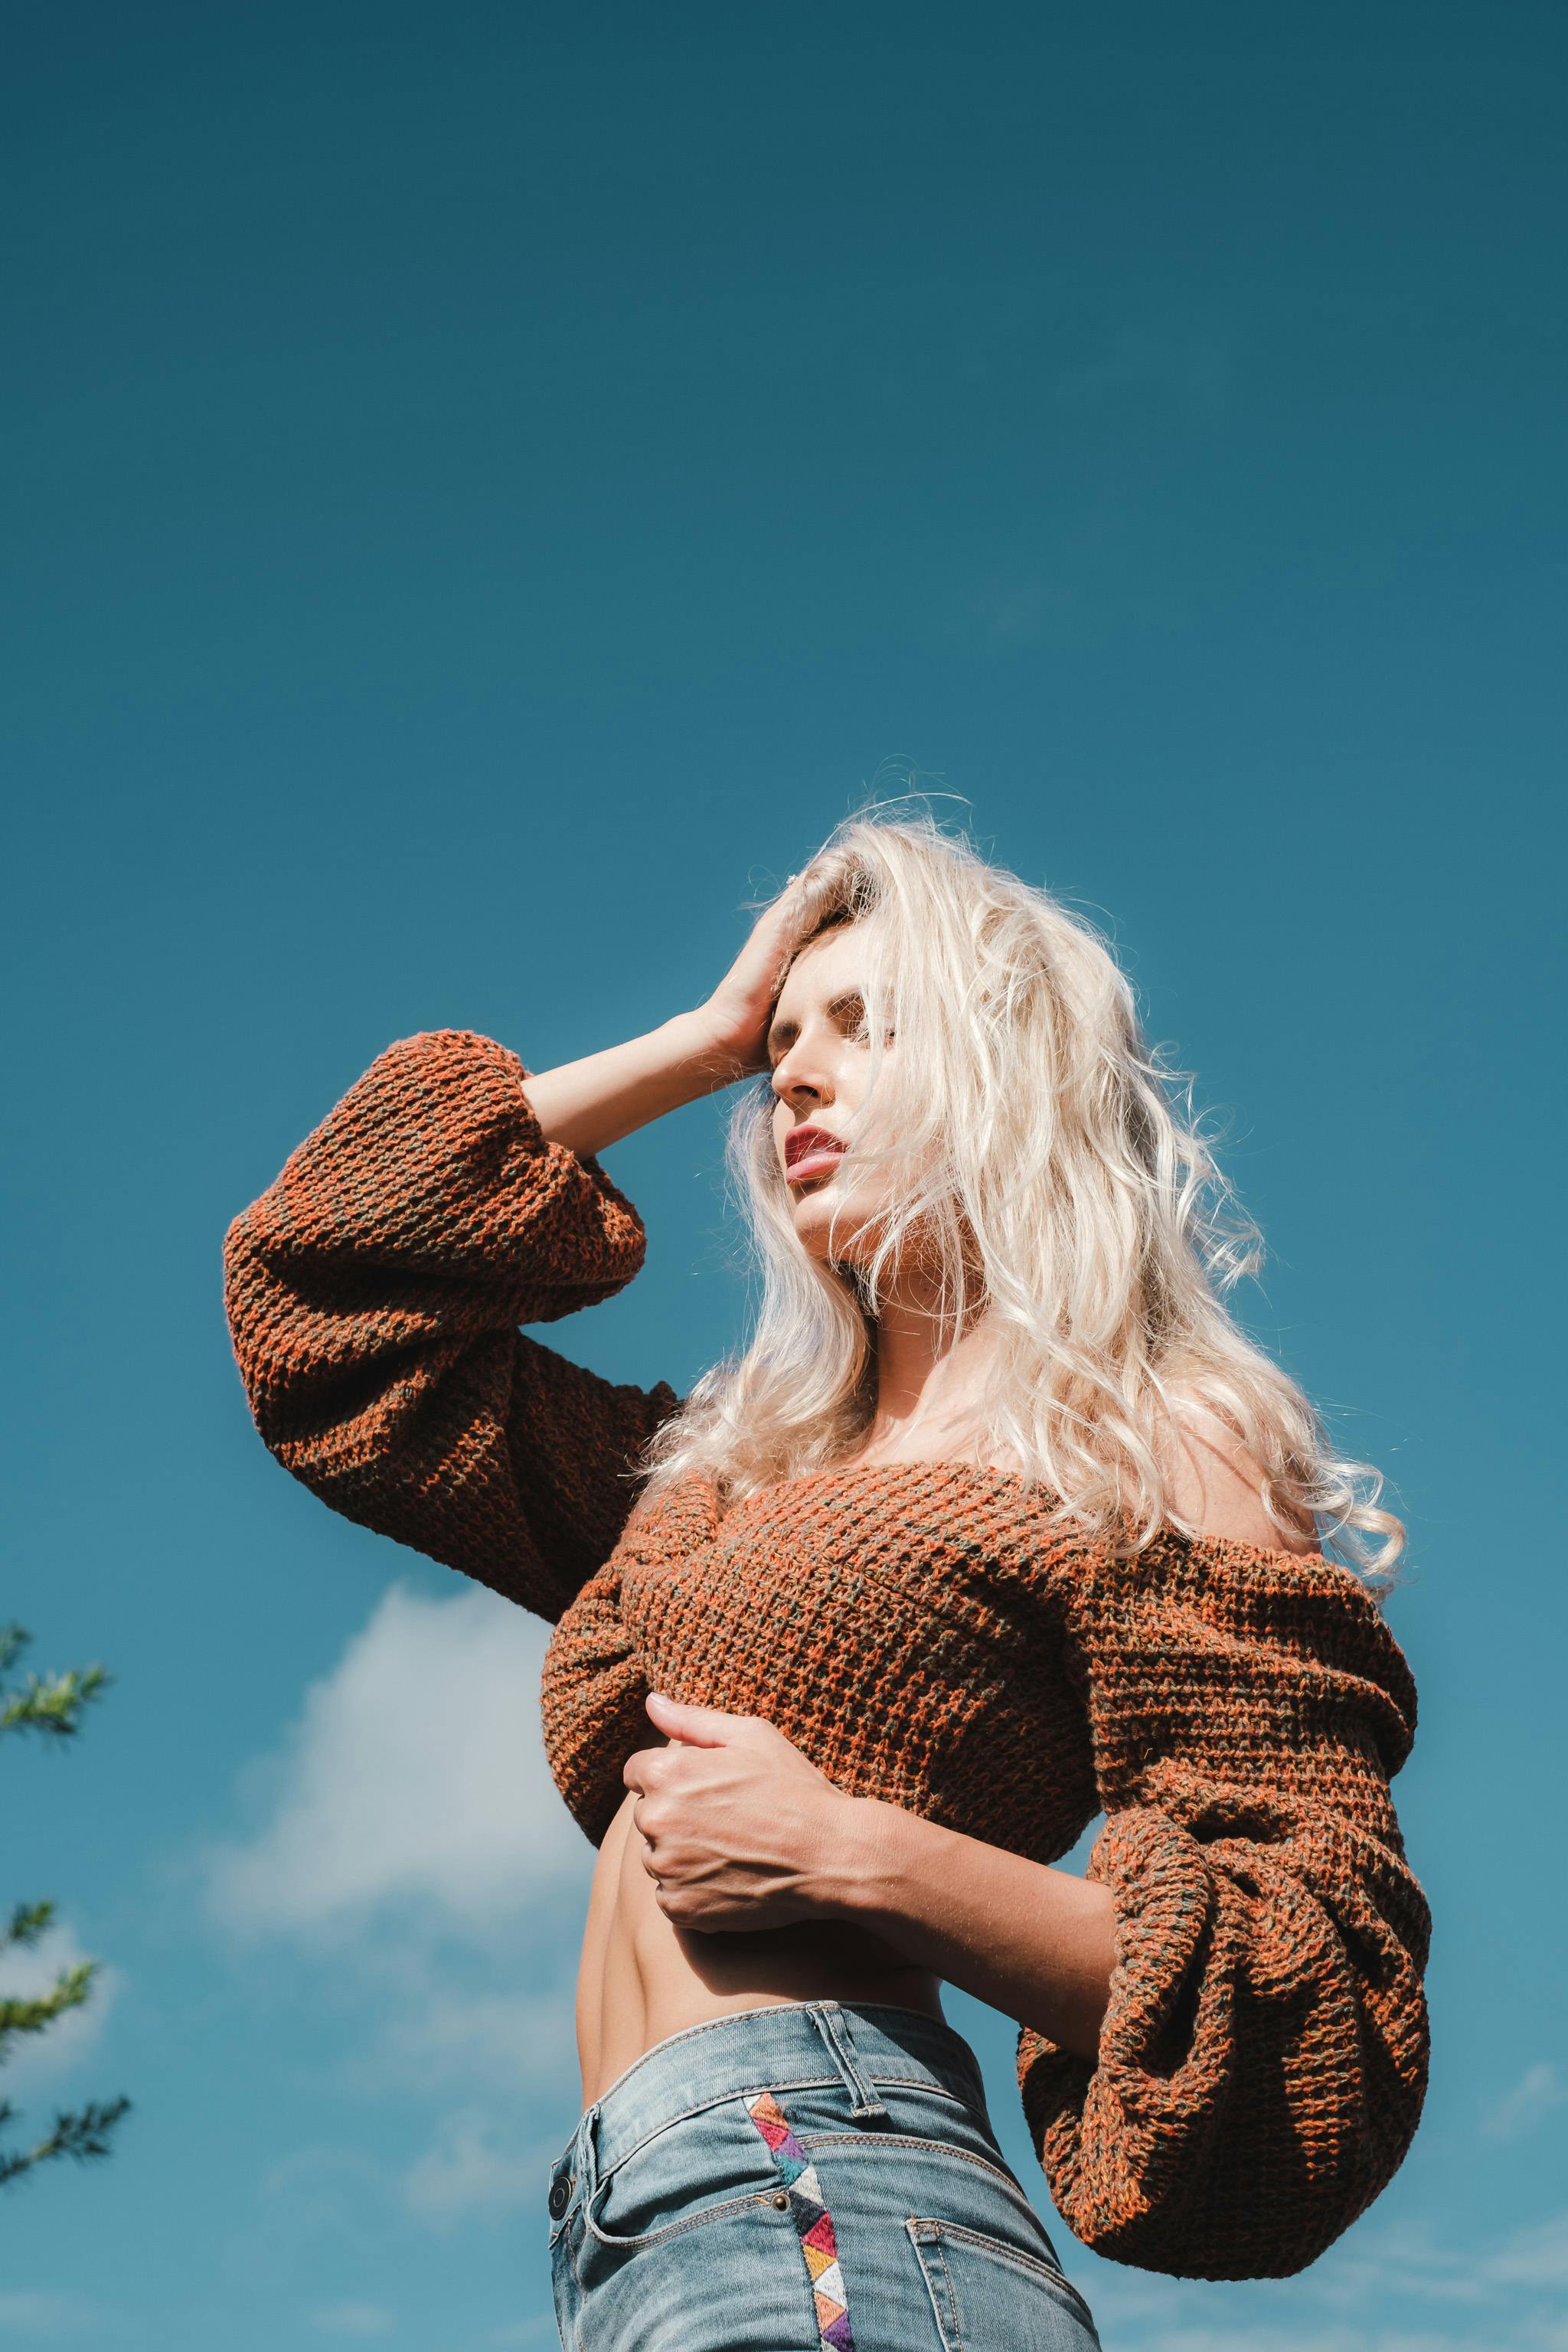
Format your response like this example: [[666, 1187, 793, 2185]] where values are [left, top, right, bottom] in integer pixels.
[[0, 1662, 110, 1742], [5, 1901, 55, 1949], [0, 2098, 132, 2187], [0, 1962, 96, 2063], [0, 1619, 129, 2197]]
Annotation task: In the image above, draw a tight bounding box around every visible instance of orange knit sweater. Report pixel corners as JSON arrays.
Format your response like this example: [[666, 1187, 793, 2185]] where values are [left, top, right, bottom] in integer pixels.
[[223, 1028, 1431, 2282]]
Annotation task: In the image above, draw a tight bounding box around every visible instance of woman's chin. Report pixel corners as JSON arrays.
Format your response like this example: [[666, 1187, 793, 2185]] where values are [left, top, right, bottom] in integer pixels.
[[792, 1207, 872, 1270]]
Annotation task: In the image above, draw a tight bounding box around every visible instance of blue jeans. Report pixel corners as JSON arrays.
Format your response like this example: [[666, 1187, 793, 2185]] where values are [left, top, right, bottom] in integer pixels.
[[547, 2000, 1101, 2350]]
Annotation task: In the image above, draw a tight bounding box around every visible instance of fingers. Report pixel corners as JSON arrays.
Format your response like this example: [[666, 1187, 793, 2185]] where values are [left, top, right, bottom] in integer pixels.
[[743, 881, 795, 966], [622, 1743, 672, 1793], [626, 1782, 663, 1864], [644, 1693, 780, 1749], [756, 874, 809, 953], [644, 1690, 762, 1745]]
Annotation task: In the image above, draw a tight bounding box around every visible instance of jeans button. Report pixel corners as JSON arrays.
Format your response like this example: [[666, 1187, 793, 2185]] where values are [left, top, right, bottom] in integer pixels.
[[549, 2174, 573, 2219]]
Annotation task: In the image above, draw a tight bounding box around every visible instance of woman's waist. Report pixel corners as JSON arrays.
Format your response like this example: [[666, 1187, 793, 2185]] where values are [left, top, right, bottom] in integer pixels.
[[618, 1899, 946, 2025], [578, 1788, 945, 2101], [564, 1997, 990, 2181]]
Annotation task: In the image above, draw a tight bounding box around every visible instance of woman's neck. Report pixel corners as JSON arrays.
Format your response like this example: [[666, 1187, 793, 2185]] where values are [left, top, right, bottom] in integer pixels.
[[854, 1281, 1003, 1465]]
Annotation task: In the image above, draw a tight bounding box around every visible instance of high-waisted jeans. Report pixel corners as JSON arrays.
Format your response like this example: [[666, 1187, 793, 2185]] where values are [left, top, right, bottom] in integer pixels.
[[547, 1999, 1102, 2350]]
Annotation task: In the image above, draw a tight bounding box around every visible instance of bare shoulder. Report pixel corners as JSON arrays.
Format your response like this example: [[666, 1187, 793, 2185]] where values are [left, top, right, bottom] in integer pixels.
[[1155, 1396, 1319, 1557]]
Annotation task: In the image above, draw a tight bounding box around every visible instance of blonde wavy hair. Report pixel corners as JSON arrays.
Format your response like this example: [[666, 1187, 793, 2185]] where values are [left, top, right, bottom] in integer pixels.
[[638, 808, 1405, 1578]]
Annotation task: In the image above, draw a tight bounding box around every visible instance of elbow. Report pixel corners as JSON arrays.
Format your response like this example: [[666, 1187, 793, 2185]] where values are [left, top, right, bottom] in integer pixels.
[[1018, 1815, 1431, 2278], [1022, 2014, 1429, 2278]]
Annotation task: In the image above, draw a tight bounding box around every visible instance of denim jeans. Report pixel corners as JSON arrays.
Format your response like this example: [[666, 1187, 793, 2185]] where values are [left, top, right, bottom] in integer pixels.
[[547, 1999, 1101, 2350]]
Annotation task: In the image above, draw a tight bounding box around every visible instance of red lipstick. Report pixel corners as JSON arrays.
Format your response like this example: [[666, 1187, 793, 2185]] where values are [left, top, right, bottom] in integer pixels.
[[784, 1124, 845, 1184]]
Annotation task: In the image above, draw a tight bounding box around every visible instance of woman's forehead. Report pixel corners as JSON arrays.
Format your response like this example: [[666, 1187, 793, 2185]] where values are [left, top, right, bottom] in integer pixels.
[[777, 921, 867, 1008]]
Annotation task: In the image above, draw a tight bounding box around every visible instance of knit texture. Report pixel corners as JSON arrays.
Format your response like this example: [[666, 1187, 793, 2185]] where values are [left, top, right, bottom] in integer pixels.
[[224, 1028, 1431, 2282]]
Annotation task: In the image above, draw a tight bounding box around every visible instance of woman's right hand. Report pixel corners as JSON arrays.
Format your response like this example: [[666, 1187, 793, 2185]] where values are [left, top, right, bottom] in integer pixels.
[[696, 880, 811, 1076], [518, 879, 812, 1159]]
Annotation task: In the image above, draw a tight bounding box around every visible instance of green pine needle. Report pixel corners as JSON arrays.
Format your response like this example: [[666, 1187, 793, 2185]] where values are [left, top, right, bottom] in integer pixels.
[[0, 2098, 132, 2187], [1, 1620, 129, 2195], [5, 1902, 55, 1949]]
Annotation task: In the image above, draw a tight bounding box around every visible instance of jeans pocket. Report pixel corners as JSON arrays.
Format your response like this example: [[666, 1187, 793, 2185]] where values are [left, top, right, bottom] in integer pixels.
[[584, 2096, 779, 2251], [908, 2216, 1102, 2350]]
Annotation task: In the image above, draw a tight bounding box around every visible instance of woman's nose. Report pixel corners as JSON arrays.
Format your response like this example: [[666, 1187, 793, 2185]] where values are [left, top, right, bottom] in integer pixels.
[[771, 1040, 833, 1107]]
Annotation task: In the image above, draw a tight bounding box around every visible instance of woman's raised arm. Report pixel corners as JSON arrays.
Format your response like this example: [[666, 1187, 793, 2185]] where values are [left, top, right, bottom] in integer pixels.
[[222, 886, 806, 1621], [519, 878, 805, 1156]]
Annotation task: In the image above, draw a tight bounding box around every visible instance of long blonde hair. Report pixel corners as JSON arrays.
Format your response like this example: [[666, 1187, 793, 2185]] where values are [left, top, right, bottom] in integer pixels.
[[638, 808, 1405, 1576]]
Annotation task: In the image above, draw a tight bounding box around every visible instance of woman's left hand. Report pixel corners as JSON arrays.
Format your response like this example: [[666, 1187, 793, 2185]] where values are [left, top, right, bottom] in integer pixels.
[[623, 1690, 865, 1932]]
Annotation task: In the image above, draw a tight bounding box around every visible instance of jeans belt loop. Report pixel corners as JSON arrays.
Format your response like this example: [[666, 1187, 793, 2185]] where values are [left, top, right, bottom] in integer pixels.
[[573, 2098, 606, 2220], [807, 2001, 890, 2121]]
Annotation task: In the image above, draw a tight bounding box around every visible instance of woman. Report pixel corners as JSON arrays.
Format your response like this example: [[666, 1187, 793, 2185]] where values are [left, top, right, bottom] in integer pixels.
[[224, 814, 1429, 2350]]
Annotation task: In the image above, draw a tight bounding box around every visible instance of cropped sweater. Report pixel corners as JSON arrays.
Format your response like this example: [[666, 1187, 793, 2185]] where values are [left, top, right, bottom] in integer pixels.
[[223, 1027, 1431, 2282]]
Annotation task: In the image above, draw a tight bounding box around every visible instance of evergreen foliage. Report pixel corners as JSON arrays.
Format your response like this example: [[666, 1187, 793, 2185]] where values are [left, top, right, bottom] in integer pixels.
[[0, 1624, 131, 2188]]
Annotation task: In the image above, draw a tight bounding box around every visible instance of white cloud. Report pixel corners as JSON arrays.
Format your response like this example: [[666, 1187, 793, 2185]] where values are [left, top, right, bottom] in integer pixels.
[[261, 2143, 391, 2202], [1077, 2207, 1568, 2352], [371, 1977, 579, 2097], [1485, 2063, 1568, 2141], [1483, 2212, 1568, 2291], [400, 2109, 544, 2226], [306, 2305, 396, 2338], [1083, 2316, 1568, 2352], [0, 2295, 138, 2339], [0, 1922, 120, 2093], [206, 1583, 589, 1934], [204, 1586, 594, 2235]]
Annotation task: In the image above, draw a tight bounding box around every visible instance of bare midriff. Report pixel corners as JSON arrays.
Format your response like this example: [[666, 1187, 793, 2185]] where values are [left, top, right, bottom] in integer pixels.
[[574, 1767, 946, 2111]]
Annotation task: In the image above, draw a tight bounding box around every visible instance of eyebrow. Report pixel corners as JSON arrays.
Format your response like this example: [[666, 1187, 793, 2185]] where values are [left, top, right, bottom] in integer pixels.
[[766, 988, 866, 1060]]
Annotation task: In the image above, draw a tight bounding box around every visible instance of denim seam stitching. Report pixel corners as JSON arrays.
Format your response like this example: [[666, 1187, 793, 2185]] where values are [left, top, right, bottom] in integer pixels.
[[580, 2187, 783, 2253], [590, 2072, 971, 2178], [909, 2223, 963, 2352], [577, 2000, 976, 2112], [913, 2218, 1098, 2326], [800, 2132, 1029, 2197]]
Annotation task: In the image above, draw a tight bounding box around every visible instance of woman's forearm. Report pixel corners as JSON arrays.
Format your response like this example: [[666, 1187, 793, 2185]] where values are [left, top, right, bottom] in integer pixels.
[[827, 1798, 1118, 2063], [518, 1009, 745, 1160], [519, 883, 806, 1158]]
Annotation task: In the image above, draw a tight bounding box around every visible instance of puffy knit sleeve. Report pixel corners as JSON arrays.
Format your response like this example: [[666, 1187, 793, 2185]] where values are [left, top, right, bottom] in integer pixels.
[[1020, 1529, 1430, 2280], [223, 1028, 680, 1622]]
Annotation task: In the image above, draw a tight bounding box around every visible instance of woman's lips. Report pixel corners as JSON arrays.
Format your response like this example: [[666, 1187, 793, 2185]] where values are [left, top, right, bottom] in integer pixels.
[[786, 1147, 844, 1186], [784, 1127, 846, 1185]]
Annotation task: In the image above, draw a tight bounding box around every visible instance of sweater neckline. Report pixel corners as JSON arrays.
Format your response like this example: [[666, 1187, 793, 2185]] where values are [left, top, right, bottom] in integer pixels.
[[739, 1457, 1041, 1510], [730, 1459, 1328, 1570]]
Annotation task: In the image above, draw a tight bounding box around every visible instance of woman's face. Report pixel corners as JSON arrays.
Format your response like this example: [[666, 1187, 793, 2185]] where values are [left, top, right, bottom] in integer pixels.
[[767, 923, 894, 1266]]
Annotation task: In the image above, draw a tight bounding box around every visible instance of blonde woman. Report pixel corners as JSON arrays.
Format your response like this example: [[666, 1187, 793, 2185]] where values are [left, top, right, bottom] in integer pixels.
[[225, 813, 1429, 2350]]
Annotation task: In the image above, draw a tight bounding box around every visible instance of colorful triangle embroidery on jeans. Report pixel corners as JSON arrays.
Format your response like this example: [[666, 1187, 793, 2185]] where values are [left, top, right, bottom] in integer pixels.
[[746, 2090, 857, 2352]]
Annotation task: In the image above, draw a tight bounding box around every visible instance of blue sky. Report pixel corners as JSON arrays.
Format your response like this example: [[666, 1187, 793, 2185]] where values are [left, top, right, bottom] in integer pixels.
[[3, 5, 1564, 2345]]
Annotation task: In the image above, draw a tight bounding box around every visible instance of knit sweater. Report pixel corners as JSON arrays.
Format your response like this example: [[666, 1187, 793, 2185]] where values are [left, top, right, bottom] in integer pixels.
[[223, 1027, 1431, 2282]]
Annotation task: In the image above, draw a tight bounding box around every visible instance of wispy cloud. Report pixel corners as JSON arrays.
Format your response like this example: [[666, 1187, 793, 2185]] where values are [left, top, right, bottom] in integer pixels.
[[1485, 2062, 1568, 2141], [205, 1584, 592, 2239], [366, 1976, 577, 2098], [262, 2144, 390, 2203], [205, 1583, 586, 1936], [306, 2305, 396, 2339], [1481, 2210, 1568, 2291], [400, 2109, 544, 2226], [0, 2293, 140, 2339], [1079, 2207, 1568, 2352], [0, 1922, 119, 2093]]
